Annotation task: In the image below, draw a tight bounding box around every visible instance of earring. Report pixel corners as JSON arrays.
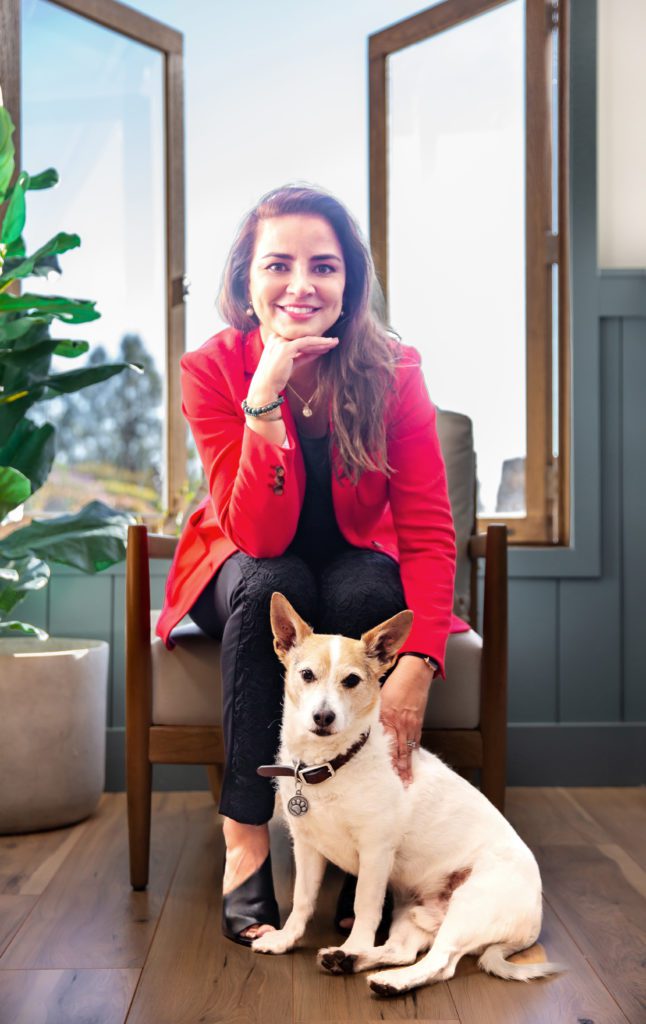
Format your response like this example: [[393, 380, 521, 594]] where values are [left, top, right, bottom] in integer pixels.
[[246, 301, 255, 318]]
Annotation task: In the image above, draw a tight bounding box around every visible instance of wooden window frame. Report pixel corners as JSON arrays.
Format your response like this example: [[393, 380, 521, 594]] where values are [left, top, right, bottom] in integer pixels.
[[369, 0, 570, 545], [0, 0, 186, 531]]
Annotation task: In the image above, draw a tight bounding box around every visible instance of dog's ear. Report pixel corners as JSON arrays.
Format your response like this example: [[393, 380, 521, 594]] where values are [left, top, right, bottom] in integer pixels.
[[270, 592, 313, 661], [361, 609, 414, 667]]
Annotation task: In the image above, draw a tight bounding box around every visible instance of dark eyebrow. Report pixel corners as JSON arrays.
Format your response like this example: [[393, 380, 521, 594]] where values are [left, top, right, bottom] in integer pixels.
[[260, 252, 342, 262]]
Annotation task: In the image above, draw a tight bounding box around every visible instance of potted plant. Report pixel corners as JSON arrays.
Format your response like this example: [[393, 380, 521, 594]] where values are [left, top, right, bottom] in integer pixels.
[[0, 95, 138, 833]]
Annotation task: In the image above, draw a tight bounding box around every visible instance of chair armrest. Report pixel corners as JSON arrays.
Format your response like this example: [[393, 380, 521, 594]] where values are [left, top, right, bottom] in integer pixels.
[[480, 524, 508, 807], [147, 533, 179, 558], [126, 524, 154, 738]]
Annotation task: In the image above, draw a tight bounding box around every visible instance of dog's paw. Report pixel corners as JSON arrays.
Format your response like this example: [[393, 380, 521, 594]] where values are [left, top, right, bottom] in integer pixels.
[[317, 946, 358, 975], [251, 928, 295, 955], [368, 968, 410, 996]]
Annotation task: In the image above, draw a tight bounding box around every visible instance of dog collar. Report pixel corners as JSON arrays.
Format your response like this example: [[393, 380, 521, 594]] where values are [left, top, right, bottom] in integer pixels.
[[256, 728, 371, 785]]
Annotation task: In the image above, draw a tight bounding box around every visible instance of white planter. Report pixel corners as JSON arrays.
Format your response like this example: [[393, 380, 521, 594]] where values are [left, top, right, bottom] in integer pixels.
[[0, 637, 108, 834]]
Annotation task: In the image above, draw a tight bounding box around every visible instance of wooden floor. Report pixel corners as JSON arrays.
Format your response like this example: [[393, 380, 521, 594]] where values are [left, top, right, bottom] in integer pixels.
[[0, 787, 644, 1024]]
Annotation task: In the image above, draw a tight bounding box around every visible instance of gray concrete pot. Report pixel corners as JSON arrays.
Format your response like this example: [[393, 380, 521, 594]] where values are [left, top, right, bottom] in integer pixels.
[[0, 637, 108, 834]]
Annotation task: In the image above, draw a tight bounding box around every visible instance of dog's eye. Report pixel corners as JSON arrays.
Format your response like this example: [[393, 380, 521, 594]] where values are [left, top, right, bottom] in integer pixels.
[[300, 668, 315, 682], [342, 673, 361, 689]]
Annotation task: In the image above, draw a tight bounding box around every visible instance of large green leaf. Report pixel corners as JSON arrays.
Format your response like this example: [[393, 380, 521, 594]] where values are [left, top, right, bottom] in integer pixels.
[[0, 555, 50, 615], [0, 172, 28, 245], [51, 339, 90, 359], [0, 465, 31, 520], [4, 235, 25, 260], [0, 293, 100, 323], [0, 419, 55, 494], [0, 315, 52, 344], [0, 232, 80, 287], [0, 360, 140, 404], [27, 168, 59, 191], [0, 107, 15, 197], [0, 335, 89, 367], [0, 500, 135, 572], [0, 620, 48, 640]]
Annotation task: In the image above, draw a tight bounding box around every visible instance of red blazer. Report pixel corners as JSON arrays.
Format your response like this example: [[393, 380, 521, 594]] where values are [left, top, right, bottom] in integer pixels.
[[156, 326, 469, 676]]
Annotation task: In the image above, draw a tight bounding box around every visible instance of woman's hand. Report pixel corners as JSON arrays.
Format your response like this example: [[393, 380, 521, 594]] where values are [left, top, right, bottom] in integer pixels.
[[248, 331, 339, 403], [379, 656, 434, 786]]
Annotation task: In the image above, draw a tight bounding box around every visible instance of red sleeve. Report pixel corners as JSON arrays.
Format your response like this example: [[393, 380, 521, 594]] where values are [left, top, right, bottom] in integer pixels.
[[386, 349, 457, 677], [180, 351, 301, 557]]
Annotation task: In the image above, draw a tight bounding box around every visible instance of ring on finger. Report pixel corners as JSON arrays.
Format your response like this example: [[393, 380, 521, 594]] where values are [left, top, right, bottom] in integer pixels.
[[406, 739, 418, 749]]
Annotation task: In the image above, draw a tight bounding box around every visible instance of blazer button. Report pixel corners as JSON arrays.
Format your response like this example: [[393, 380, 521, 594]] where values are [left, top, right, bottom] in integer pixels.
[[276, 466, 285, 478], [273, 484, 284, 495]]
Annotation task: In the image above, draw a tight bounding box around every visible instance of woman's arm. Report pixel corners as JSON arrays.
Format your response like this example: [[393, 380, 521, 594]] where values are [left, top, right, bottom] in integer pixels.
[[180, 348, 300, 557], [386, 348, 457, 677]]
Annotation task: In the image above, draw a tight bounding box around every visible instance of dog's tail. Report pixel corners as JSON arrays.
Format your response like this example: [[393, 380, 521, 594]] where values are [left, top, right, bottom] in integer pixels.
[[478, 942, 566, 982]]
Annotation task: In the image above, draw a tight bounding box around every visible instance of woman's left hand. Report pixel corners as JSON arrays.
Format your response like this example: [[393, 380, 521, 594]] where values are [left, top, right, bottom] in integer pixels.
[[379, 656, 434, 786]]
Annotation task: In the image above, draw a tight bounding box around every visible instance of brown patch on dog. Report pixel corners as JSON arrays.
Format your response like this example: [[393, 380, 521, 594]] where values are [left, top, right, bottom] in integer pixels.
[[437, 867, 472, 904]]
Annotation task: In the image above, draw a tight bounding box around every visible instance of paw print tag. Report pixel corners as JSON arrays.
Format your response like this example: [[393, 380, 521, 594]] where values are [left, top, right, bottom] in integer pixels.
[[288, 770, 309, 816]]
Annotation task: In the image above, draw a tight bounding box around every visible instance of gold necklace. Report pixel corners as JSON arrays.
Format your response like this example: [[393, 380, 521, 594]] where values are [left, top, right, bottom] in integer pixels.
[[287, 380, 318, 418]]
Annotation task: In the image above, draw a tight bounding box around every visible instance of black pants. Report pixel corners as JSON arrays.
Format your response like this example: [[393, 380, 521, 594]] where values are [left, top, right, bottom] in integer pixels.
[[187, 548, 406, 824]]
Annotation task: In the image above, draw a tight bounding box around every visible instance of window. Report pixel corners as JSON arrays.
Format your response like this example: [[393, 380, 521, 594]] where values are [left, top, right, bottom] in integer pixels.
[[0, 0, 187, 534], [369, 0, 570, 544]]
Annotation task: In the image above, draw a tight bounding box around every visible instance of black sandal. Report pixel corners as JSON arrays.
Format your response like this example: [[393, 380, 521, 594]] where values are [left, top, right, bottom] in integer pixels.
[[334, 872, 394, 937], [221, 850, 281, 947]]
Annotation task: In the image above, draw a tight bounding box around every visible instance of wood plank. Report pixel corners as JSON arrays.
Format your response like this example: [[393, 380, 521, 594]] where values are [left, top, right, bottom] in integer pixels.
[[126, 810, 293, 1024], [537, 843, 646, 1023], [293, 862, 458, 1022], [505, 787, 610, 847], [0, 968, 138, 1024], [0, 895, 36, 958], [0, 815, 88, 896], [447, 898, 631, 1024], [566, 787, 646, 866], [0, 793, 188, 969]]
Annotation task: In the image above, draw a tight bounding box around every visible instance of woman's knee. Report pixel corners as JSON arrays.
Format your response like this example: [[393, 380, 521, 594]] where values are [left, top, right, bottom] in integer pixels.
[[234, 552, 318, 625], [318, 550, 406, 638]]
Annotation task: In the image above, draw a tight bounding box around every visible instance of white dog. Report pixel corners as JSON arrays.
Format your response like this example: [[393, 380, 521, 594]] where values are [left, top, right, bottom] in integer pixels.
[[251, 593, 564, 996]]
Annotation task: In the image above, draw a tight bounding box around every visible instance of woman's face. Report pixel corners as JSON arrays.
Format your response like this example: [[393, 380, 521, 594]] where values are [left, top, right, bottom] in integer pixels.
[[248, 214, 346, 342]]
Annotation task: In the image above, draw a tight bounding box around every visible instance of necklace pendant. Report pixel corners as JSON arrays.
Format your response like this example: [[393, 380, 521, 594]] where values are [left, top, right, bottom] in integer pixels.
[[288, 793, 309, 816], [302, 405, 313, 418]]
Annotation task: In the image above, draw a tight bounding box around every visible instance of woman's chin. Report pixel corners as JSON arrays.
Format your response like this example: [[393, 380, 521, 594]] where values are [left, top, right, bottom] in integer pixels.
[[268, 313, 338, 340]]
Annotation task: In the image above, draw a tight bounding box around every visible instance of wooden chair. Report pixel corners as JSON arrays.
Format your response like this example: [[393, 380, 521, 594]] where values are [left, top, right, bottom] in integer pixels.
[[125, 410, 507, 890]]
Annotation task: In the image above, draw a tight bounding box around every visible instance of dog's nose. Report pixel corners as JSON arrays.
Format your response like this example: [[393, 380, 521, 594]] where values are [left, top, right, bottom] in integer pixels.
[[313, 707, 336, 728]]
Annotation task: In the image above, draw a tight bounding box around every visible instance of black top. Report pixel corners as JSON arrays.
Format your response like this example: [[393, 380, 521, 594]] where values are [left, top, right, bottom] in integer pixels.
[[286, 433, 351, 572]]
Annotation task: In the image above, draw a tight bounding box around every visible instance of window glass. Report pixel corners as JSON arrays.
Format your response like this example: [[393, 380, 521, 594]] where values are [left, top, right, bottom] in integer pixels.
[[387, 0, 526, 516], [20, 0, 166, 521]]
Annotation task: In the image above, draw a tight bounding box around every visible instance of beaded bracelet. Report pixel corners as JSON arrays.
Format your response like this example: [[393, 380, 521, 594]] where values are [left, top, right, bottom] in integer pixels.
[[241, 395, 285, 417]]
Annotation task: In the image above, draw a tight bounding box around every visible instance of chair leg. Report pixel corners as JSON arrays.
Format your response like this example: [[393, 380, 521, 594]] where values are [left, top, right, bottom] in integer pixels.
[[206, 764, 224, 805], [127, 757, 152, 890], [480, 745, 506, 814]]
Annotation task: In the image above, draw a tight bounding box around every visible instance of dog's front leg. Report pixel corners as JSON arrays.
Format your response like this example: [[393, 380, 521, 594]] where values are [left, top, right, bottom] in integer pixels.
[[344, 846, 394, 949], [252, 835, 326, 955], [318, 844, 394, 972]]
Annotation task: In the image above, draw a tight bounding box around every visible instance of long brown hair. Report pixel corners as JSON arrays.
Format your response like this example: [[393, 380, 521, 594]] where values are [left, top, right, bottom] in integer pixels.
[[218, 184, 399, 483]]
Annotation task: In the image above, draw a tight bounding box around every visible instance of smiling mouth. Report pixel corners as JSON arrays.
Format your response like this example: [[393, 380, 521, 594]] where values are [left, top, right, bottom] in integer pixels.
[[277, 304, 321, 315], [310, 727, 334, 737]]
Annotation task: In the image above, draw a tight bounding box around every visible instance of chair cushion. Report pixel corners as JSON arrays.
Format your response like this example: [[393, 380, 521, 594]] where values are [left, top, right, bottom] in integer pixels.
[[423, 628, 481, 729], [151, 621, 481, 730], [435, 409, 476, 623]]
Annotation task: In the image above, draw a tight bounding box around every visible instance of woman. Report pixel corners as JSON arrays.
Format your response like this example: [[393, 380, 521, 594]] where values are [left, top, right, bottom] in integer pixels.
[[156, 184, 468, 946]]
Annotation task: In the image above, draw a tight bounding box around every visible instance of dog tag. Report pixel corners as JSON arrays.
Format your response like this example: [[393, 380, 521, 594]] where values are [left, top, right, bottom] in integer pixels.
[[288, 793, 309, 816]]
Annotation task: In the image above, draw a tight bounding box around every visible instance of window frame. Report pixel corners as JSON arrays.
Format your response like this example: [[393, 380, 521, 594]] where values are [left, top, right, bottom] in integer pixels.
[[369, 0, 570, 545], [0, 0, 187, 533]]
